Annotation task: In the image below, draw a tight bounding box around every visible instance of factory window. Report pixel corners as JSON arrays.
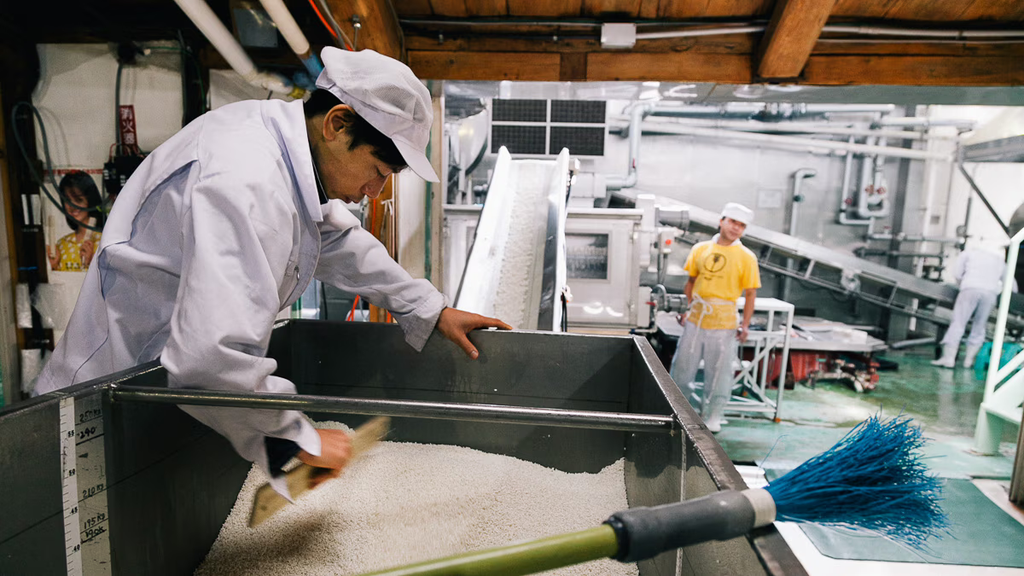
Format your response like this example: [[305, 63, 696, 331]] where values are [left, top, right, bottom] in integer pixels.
[[490, 125, 547, 155], [490, 99, 606, 157], [566, 233, 609, 280], [491, 99, 548, 123], [550, 100, 606, 124]]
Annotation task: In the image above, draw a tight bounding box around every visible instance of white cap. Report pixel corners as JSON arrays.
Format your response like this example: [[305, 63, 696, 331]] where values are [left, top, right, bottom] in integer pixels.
[[315, 48, 440, 182], [721, 202, 754, 225]]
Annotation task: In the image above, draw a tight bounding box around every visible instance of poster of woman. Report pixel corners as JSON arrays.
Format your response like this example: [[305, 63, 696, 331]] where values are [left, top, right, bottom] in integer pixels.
[[45, 171, 105, 272]]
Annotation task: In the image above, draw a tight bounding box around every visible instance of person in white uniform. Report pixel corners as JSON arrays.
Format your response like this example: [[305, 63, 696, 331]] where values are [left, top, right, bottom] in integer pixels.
[[670, 203, 761, 432], [932, 238, 1013, 368], [34, 48, 510, 497]]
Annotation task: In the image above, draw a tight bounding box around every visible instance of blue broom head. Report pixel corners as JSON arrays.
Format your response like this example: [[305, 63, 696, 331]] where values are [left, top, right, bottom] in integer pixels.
[[765, 414, 950, 550]]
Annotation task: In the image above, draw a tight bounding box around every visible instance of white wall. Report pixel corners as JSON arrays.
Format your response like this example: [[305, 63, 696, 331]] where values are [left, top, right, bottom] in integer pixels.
[[34, 43, 185, 169], [397, 174, 427, 279]]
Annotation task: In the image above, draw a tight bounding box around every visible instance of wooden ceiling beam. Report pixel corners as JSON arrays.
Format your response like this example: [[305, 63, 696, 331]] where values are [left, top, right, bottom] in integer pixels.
[[587, 52, 753, 82], [508, 0, 582, 17], [408, 50, 562, 80], [322, 0, 403, 59], [405, 48, 1024, 86], [756, 0, 838, 81], [802, 55, 1024, 86]]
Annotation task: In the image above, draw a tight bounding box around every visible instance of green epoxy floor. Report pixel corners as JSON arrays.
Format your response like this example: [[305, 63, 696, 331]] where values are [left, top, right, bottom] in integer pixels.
[[716, 351, 1020, 480]]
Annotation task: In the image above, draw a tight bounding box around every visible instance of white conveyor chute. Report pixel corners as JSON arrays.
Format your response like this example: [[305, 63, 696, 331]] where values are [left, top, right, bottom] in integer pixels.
[[455, 147, 570, 331]]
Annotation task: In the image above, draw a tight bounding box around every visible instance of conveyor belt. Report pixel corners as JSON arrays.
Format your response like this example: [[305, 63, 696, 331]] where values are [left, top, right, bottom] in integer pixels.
[[454, 147, 570, 330], [680, 203, 1024, 330]]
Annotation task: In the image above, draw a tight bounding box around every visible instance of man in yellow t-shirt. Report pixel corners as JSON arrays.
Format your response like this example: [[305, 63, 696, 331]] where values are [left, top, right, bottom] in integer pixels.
[[670, 202, 761, 432]]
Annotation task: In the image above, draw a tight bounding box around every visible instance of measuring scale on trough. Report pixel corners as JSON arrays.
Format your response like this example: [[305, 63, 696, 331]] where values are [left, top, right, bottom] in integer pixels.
[[59, 394, 112, 575]]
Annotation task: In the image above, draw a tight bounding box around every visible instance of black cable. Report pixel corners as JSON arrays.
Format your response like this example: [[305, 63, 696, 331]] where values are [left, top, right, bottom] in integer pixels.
[[561, 295, 568, 332], [10, 102, 103, 232], [115, 61, 124, 154]]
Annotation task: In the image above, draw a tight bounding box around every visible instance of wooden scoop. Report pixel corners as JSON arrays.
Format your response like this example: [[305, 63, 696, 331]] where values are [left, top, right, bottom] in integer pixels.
[[248, 416, 391, 528]]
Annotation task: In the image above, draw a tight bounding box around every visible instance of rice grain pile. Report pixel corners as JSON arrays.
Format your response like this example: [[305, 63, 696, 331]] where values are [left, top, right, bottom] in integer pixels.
[[196, 423, 639, 576], [493, 164, 552, 329]]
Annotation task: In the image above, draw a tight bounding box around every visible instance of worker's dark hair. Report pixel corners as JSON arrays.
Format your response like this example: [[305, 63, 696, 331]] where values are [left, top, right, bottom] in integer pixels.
[[58, 171, 105, 231], [303, 89, 407, 170]]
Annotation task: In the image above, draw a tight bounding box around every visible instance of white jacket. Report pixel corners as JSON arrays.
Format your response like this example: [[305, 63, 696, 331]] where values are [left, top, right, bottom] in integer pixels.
[[36, 99, 446, 496], [955, 247, 1008, 294]]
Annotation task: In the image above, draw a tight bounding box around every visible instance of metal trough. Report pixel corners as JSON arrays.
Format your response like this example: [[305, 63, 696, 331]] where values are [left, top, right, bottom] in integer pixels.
[[0, 320, 804, 575]]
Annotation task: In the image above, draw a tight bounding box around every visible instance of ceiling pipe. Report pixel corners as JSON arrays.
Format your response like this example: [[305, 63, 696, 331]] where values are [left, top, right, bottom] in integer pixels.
[[173, 0, 300, 96], [823, 25, 1024, 39], [398, 19, 1024, 41], [259, 0, 324, 77], [636, 121, 951, 161], [855, 137, 890, 219], [617, 115, 951, 141], [782, 169, 816, 301], [606, 102, 654, 191], [637, 24, 1024, 41], [876, 117, 977, 131], [636, 25, 765, 40], [837, 136, 872, 227], [649, 102, 896, 121]]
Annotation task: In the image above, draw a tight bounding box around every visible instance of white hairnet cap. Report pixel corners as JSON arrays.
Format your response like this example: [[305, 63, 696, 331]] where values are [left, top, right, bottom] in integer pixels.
[[316, 48, 439, 182], [721, 202, 754, 225]]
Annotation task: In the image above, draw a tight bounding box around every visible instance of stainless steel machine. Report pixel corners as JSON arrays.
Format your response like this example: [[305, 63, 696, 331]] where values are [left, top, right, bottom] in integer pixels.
[[0, 321, 804, 576]]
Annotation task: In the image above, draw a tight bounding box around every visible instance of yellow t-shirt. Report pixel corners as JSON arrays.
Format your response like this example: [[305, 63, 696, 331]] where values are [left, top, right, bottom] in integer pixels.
[[684, 239, 761, 329], [53, 231, 101, 272]]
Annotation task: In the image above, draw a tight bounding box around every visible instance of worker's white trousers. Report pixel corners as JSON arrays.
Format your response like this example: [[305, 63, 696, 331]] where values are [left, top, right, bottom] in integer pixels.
[[941, 288, 998, 349], [670, 324, 737, 429]]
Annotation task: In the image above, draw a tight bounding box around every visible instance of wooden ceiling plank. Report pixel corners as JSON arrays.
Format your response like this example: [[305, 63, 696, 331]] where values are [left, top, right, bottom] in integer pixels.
[[393, 0, 434, 17], [560, 52, 587, 80], [507, 0, 582, 17], [324, 0, 403, 58], [813, 40, 1024, 57], [653, 0, 770, 18], [957, 0, 1024, 20], [638, 0, 660, 19], [587, 51, 752, 82], [804, 55, 1024, 85], [582, 0, 643, 17], [428, 0, 470, 17], [408, 50, 562, 80], [466, 0, 509, 17], [757, 0, 838, 80], [831, 0, 983, 21]]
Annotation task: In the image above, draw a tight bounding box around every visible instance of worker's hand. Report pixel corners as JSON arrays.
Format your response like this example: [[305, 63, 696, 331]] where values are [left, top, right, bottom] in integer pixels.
[[677, 311, 689, 325], [738, 326, 749, 343], [436, 307, 512, 359], [297, 429, 352, 489]]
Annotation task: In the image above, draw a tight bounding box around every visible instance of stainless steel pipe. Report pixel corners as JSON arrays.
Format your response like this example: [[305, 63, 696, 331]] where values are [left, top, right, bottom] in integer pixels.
[[109, 385, 676, 433]]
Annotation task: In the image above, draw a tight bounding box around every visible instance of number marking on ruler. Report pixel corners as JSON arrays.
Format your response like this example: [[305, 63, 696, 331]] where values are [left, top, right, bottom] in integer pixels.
[[60, 395, 112, 576], [60, 396, 83, 576]]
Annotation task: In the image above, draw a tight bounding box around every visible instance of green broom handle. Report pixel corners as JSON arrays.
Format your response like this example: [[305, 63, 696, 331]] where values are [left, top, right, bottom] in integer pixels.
[[355, 489, 776, 575], [356, 525, 619, 576]]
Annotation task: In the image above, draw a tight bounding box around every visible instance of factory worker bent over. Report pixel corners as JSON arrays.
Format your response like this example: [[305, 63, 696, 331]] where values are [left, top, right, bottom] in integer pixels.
[[932, 238, 1015, 369], [670, 203, 761, 432], [34, 48, 511, 498]]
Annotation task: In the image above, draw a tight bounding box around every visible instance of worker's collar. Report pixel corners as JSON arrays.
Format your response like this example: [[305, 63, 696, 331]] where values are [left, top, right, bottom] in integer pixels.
[[264, 99, 324, 222], [310, 154, 329, 205], [711, 233, 742, 247]]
